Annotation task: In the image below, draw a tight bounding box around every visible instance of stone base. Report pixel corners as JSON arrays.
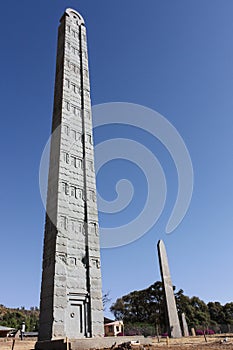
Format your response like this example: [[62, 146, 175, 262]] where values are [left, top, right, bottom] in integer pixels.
[[35, 336, 153, 350], [35, 339, 67, 350]]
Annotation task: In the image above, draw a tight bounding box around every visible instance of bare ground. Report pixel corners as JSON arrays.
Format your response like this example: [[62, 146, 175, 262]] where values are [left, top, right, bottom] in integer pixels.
[[0, 335, 233, 350], [101, 335, 233, 350]]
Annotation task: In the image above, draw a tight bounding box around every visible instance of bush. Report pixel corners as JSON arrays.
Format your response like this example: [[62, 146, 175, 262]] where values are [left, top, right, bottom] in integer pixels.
[[195, 329, 215, 335], [161, 332, 169, 337]]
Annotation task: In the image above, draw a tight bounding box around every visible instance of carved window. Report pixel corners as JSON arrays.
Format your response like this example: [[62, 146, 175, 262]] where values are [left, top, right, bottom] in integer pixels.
[[71, 83, 77, 93], [90, 222, 98, 235], [71, 130, 76, 140], [87, 134, 92, 144], [71, 46, 78, 55], [71, 156, 76, 167], [76, 188, 83, 200], [71, 129, 76, 140], [85, 110, 90, 119], [62, 182, 69, 195], [70, 63, 75, 72], [62, 152, 69, 163], [66, 41, 70, 50], [87, 160, 93, 171], [63, 125, 69, 135], [89, 190, 95, 202], [65, 78, 70, 88], [69, 257, 76, 266], [77, 158, 82, 168], [65, 101, 70, 111], [66, 25, 71, 33], [70, 186, 76, 197], [60, 216, 67, 230], [77, 132, 82, 141], [72, 105, 79, 116], [77, 221, 83, 234], [70, 219, 75, 232]]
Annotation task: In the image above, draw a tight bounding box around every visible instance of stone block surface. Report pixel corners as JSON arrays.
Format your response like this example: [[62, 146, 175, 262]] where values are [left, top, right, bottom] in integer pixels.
[[38, 8, 104, 341], [157, 240, 182, 338]]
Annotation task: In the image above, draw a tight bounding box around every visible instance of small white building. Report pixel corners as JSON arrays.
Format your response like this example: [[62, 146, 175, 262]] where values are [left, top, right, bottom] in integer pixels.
[[104, 320, 124, 337], [0, 326, 15, 337]]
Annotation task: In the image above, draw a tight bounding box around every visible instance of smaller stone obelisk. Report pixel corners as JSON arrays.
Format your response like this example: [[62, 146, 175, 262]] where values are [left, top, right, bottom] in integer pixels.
[[157, 240, 182, 338], [181, 313, 189, 337]]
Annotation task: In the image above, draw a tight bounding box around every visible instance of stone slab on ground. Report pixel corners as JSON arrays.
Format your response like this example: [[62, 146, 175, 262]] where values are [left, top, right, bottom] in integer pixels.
[[71, 336, 153, 349], [35, 336, 153, 350]]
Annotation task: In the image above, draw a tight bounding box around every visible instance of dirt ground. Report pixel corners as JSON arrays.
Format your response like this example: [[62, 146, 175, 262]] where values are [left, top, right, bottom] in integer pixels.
[[102, 335, 233, 350], [0, 335, 232, 350]]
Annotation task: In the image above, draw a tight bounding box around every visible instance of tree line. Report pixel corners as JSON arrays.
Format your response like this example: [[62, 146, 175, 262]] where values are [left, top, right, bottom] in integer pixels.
[[1, 283, 232, 335], [110, 282, 233, 335], [0, 305, 39, 332]]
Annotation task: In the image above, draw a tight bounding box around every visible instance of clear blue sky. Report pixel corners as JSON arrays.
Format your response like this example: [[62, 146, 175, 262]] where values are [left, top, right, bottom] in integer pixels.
[[1, 0, 233, 317]]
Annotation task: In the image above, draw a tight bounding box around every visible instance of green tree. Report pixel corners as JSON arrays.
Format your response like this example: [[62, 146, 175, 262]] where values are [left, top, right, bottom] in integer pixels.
[[110, 281, 221, 334], [208, 302, 225, 325], [110, 282, 167, 332], [0, 306, 39, 331], [223, 303, 233, 325]]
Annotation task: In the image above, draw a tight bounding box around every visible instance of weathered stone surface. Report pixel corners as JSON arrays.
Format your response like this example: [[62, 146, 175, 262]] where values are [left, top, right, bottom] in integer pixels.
[[157, 240, 182, 338], [38, 8, 104, 341], [182, 312, 189, 336], [191, 327, 196, 336]]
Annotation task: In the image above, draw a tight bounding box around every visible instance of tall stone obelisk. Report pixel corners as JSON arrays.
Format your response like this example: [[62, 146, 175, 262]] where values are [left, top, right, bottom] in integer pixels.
[[181, 312, 189, 337], [157, 240, 182, 338], [38, 9, 104, 340]]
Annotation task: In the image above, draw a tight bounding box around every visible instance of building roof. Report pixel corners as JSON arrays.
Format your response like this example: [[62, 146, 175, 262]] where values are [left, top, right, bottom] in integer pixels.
[[0, 326, 15, 331], [104, 317, 115, 324], [104, 321, 123, 326]]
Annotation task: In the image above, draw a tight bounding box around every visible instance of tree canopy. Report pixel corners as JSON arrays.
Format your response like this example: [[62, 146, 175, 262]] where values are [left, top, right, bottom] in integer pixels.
[[110, 282, 233, 334], [0, 305, 39, 331]]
